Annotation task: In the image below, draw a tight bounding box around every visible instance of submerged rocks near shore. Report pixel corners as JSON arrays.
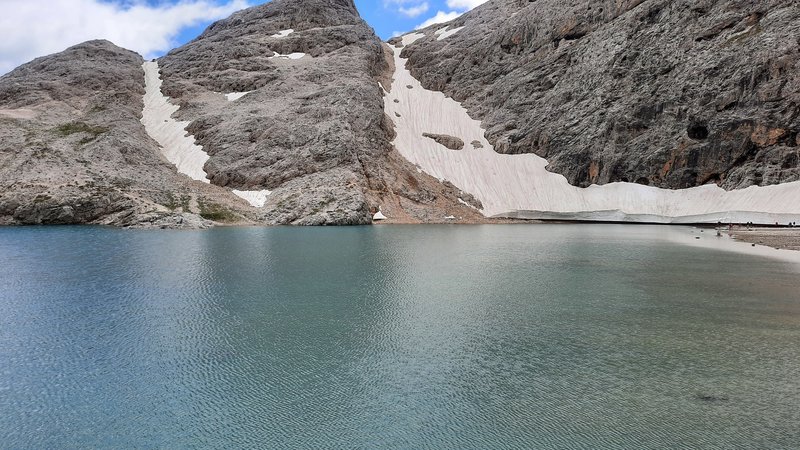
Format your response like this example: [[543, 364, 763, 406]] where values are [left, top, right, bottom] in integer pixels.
[[0, 0, 798, 228], [730, 228, 800, 251]]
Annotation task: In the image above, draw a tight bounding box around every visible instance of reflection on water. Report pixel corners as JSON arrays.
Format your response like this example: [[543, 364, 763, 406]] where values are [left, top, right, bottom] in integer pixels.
[[0, 225, 799, 448]]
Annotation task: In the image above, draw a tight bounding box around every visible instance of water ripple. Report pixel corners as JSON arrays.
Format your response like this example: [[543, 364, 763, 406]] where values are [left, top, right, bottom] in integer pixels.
[[0, 225, 798, 448]]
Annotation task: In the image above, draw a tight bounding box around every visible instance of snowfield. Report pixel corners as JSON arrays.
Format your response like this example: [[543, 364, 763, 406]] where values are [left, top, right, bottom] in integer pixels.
[[385, 38, 800, 225]]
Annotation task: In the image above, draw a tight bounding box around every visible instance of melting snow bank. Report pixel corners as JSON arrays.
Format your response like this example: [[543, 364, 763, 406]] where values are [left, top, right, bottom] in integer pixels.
[[141, 61, 270, 208], [384, 42, 800, 225], [270, 52, 306, 60], [142, 61, 210, 182], [231, 190, 271, 208], [224, 92, 252, 101], [271, 29, 294, 38], [503, 210, 800, 225], [435, 26, 465, 41], [402, 33, 425, 46]]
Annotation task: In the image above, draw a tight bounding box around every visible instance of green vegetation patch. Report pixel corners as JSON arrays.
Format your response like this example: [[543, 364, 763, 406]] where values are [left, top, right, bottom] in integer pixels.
[[33, 194, 52, 203], [163, 193, 192, 212], [198, 200, 239, 223], [54, 122, 110, 144]]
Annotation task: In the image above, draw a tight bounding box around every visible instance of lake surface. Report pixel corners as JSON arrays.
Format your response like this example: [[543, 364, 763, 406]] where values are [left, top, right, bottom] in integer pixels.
[[1, 225, 799, 449]]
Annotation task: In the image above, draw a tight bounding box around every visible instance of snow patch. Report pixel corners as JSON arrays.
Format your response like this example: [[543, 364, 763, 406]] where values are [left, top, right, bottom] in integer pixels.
[[458, 198, 478, 210], [402, 32, 425, 47], [384, 45, 800, 225], [435, 26, 465, 41], [270, 52, 306, 60], [271, 29, 294, 38], [224, 92, 252, 101], [0, 108, 36, 120], [729, 25, 755, 40], [141, 61, 209, 183], [232, 190, 271, 208]]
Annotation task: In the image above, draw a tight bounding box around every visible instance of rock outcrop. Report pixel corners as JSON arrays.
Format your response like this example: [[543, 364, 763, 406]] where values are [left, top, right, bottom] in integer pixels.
[[400, 0, 800, 190], [0, 40, 254, 227], [423, 133, 465, 150]]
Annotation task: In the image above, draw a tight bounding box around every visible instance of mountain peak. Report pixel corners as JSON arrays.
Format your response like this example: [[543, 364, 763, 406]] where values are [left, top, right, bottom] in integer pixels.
[[201, 0, 362, 38]]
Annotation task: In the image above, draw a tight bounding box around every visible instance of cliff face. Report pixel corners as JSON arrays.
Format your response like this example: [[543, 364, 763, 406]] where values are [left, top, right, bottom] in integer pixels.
[[4, 0, 796, 227], [399, 0, 800, 190], [0, 40, 252, 227], [157, 0, 481, 225], [0, 0, 482, 227]]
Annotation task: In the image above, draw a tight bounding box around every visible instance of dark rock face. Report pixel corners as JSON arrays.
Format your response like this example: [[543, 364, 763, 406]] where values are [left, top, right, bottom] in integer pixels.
[[0, 41, 253, 227], [158, 0, 481, 224], [401, 0, 800, 190]]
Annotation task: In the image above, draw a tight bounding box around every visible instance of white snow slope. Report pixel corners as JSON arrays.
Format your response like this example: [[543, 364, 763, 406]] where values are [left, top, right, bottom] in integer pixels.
[[142, 61, 210, 183], [385, 36, 800, 224], [141, 61, 271, 207]]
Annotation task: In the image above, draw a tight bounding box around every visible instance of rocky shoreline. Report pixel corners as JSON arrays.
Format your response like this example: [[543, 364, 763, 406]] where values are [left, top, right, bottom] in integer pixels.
[[729, 228, 800, 251]]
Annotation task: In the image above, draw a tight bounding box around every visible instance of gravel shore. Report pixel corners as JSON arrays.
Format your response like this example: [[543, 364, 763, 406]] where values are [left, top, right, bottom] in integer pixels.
[[729, 228, 800, 251]]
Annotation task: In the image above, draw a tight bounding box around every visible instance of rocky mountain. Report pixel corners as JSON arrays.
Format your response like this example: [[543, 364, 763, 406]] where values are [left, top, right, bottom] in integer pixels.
[[1, 0, 798, 227], [153, 0, 482, 225], [399, 0, 799, 190], [0, 40, 253, 227], [0, 0, 482, 227]]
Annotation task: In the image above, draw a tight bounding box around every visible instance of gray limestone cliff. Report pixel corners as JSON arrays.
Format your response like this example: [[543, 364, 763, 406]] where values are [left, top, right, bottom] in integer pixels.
[[0, 1, 481, 227], [0, 40, 254, 227], [399, 0, 800, 190], [157, 0, 481, 225]]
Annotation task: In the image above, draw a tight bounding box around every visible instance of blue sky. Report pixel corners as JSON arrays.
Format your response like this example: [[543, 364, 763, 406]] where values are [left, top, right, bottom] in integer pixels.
[[174, 0, 482, 41], [0, 0, 485, 74]]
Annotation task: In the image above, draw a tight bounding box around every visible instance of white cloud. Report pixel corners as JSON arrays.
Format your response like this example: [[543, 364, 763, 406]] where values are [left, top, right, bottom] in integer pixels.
[[446, 0, 487, 10], [413, 0, 486, 31], [384, 0, 429, 18], [417, 10, 461, 29], [0, 0, 250, 75], [398, 2, 429, 18]]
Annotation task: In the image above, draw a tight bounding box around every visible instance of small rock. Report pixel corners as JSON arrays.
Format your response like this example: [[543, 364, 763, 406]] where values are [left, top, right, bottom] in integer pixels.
[[422, 132, 465, 150]]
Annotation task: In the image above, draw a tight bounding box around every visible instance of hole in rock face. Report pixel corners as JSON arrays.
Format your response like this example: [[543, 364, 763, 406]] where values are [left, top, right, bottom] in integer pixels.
[[785, 131, 797, 148], [782, 152, 798, 169], [704, 173, 722, 185], [688, 123, 710, 140]]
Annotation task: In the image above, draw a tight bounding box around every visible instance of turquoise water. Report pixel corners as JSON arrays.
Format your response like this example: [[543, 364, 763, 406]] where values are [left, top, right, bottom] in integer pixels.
[[0, 225, 799, 449]]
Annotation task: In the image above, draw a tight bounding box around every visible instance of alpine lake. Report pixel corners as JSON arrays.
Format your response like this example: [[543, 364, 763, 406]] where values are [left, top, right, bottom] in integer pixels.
[[1, 224, 798, 448]]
